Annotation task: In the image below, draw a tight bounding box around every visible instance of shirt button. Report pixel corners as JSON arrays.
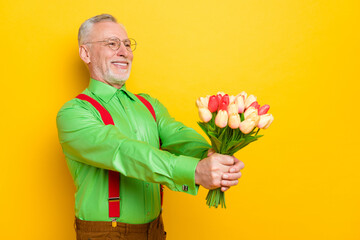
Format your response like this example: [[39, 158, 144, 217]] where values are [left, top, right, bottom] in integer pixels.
[[147, 212, 150, 216], [182, 185, 188, 192], [146, 183, 149, 188]]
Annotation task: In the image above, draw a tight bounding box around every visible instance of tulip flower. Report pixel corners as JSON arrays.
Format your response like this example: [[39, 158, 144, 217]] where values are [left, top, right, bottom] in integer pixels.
[[228, 113, 241, 129], [236, 91, 247, 102], [244, 107, 257, 119], [227, 103, 238, 116], [218, 94, 230, 111], [244, 94, 257, 109], [235, 96, 245, 113], [229, 95, 236, 104], [215, 110, 228, 128], [198, 107, 213, 123], [196, 96, 209, 109], [217, 91, 226, 97], [245, 111, 260, 126], [208, 95, 219, 112], [239, 119, 257, 134], [257, 113, 274, 129], [258, 104, 270, 115], [249, 101, 260, 110]]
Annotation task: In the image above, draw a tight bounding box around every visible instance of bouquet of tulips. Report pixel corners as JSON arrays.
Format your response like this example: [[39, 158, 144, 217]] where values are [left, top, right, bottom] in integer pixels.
[[196, 91, 274, 208]]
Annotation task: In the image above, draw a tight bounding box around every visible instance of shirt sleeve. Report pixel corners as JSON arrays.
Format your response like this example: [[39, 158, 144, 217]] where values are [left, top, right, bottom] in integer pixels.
[[139, 94, 212, 192], [56, 99, 204, 196]]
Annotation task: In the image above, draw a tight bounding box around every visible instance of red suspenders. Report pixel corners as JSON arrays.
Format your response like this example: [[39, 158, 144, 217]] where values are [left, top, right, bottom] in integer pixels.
[[75, 93, 164, 222]]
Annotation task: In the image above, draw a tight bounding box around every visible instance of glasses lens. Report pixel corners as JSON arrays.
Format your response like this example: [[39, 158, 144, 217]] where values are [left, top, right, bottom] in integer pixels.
[[107, 39, 120, 51], [128, 38, 137, 52]]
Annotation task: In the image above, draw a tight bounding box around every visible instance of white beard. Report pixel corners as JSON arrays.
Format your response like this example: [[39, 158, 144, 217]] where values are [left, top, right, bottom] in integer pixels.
[[105, 62, 132, 86]]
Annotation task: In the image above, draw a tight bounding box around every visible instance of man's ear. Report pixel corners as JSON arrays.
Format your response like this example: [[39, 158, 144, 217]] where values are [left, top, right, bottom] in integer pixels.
[[79, 45, 91, 64]]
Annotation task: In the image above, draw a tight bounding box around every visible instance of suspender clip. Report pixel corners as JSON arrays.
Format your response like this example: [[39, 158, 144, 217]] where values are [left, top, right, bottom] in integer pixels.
[[108, 197, 120, 202], [111, 218, 117, 227]]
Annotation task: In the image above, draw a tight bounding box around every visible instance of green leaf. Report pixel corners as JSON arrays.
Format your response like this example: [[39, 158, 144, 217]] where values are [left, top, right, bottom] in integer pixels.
[[208, 132, 222, 152]]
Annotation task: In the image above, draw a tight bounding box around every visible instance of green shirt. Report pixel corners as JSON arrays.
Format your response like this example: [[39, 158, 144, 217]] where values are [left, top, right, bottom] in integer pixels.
[[56, 78, 211, 224]]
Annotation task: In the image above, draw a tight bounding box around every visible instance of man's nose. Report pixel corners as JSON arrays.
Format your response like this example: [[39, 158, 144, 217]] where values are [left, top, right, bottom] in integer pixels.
[[116, 42, 129, 57]]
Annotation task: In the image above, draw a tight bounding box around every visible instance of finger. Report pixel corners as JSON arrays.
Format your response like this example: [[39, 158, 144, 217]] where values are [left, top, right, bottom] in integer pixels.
[[221, 186, 230, 192], [221, 179, 239, 187], [229, 157, 245, 173], [217, 154, 235, 166], [222, 172, 242, 180], [207, 148, 216, 157]]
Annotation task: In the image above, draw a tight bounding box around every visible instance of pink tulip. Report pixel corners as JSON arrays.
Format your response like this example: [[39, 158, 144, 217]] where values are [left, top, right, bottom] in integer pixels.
[[235, 96, 245, 113], [218, 94, 230, 111], [228, 113, 241, 129], [258, 104, 270, 115], [257, 113, 274, 129], [208, 95, 219, 112], [198, 107, 213, 123], [244, 94, 257, 109], [239, 119, 257, 134], [249, 101, 260, 110], [215, 110, 228, 128]]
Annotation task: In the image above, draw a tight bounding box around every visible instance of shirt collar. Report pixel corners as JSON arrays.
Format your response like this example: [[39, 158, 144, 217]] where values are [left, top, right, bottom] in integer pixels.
[[88, 78, 136, 103]]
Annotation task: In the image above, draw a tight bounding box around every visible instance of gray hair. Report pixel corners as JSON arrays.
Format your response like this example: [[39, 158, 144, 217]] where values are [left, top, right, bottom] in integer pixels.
[[78, 14, 118, 46]]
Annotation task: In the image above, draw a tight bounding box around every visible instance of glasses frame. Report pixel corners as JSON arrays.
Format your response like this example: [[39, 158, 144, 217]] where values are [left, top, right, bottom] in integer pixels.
[[83, 37, 137, 52]]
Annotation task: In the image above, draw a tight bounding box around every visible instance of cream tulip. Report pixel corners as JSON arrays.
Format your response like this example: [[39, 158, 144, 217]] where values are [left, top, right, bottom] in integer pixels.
[[244, 94, 257, 109], [245, 111, 260, 126], [235, 96, 245, 113], [229, 95, 236, 104], [236, 91, 247, 102], [198, 107, 212, 123], [227, 103, 238, 116], [196, 96, 210, 108], [244, 107, 257, 119], [215, 110, 228, 128], [257, 113, 274, 129], [239, 119, 257, 134], [228, 113, 241, 129], [217, 91, 226, 97]]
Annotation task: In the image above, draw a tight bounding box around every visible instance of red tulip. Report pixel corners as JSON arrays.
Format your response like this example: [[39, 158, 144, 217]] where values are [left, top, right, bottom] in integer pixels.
[[258, 104, 270, 115], [208, 95, 219, 112], [249, 101, 260, 110], [218, 94, 230, 111]]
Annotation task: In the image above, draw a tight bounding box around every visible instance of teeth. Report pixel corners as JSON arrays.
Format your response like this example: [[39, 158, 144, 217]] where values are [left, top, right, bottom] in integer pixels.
[[113, 62, 127, 66]]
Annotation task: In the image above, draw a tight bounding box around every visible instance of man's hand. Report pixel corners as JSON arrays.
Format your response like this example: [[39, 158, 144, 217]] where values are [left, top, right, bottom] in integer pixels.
[[195, 149, 244, 191]]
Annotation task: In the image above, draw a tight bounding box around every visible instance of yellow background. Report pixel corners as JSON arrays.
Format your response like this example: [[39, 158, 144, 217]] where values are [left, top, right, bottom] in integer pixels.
[[1, 0, 359, 239]]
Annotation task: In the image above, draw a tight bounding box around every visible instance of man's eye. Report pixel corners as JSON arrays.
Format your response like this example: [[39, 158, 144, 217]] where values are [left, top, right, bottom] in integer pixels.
[[107, 42, 116, 46]]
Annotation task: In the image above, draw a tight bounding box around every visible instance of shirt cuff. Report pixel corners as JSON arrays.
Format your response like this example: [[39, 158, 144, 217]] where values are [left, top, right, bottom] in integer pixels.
[[172, 155, 200, 196]]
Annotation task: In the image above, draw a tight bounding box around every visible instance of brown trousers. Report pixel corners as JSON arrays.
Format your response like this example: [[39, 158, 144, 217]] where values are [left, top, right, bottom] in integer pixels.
[[74, 213, 166, 240]]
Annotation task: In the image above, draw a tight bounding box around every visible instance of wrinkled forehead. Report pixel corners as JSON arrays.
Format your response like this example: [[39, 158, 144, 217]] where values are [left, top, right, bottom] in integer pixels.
[[89, 21, 129, 41]]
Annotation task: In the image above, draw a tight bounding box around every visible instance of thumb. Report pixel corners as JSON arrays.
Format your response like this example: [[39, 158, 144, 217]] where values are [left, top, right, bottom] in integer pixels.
[[218, 154, 235, 166], [207, 148, 216, 157]]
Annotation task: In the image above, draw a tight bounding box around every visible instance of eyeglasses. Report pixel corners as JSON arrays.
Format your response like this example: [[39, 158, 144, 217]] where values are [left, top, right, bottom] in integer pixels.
[[84, 37, 137, 52]]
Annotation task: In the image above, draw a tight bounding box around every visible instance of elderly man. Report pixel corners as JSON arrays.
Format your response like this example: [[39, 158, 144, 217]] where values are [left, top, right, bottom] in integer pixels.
[[56, 14, 244, 240]]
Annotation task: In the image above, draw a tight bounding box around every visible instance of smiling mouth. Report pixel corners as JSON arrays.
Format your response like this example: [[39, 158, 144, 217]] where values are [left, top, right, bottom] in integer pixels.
[[111, 61, 129, 70]]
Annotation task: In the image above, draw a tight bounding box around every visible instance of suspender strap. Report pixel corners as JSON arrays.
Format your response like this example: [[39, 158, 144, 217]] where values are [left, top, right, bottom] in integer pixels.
[[76, 94, 120, 218], [75, 93, 164, 219], [135, 94, 164, 206]]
